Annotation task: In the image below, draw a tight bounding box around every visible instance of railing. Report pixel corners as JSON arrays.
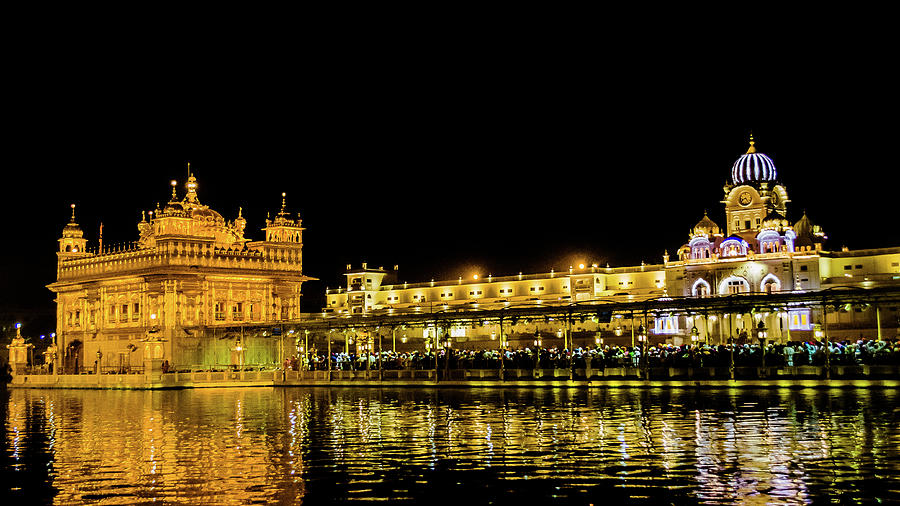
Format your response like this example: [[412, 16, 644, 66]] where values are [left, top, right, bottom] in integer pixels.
[[56, 243, 303, 281], [279, 365, 900, 381], [14, 364, 900, 386]]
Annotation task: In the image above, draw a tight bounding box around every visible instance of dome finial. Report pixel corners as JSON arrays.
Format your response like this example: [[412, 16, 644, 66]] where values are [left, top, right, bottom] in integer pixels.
[[185, 171, 199, 204], [732, 133, 776, 183], [70, 203, 76, 223], [746, 132, 757, 154]]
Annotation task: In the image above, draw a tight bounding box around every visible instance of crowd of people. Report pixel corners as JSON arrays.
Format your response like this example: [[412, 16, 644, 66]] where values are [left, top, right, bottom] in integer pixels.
[[283, 338, 900, 371]]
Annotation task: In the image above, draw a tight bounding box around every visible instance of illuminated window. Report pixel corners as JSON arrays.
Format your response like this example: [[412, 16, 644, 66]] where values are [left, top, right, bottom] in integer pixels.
[[654, 316, 678, 334], [788, 310, 812, 330], [132, 303, 140, 321], [727, 280, 745, 294], [692, 278, 711, 297], [120, 304, 129, 322], [215, 302, 226, 321], [232, 302, 244, 321]]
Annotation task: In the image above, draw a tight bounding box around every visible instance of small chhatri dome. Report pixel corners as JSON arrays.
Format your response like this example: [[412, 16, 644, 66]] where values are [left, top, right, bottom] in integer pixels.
[[762, 207, 789, 230], [692, 210, 721, 237], [732, 134, 777, 184], [62, 203, 84, 238]]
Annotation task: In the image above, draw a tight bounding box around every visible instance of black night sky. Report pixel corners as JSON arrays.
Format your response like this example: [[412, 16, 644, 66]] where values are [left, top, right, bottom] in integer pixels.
[[3, 47, 899, 336]]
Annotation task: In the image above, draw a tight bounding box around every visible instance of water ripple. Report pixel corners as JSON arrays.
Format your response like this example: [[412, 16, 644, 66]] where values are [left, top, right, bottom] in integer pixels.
[[2, 387, 899, 504]]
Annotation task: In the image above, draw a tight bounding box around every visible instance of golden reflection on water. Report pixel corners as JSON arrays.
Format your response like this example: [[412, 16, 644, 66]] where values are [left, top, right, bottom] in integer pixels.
[[3, 387, 900, 504]]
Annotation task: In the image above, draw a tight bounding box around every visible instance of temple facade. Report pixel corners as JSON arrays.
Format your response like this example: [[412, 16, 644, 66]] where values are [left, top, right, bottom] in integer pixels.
[[47, 174, 313, 373], [325, 137, 900, 349]]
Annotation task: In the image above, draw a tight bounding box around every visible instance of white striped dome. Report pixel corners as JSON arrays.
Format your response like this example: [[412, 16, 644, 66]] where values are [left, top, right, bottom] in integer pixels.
[[731, 137, 777, 184]]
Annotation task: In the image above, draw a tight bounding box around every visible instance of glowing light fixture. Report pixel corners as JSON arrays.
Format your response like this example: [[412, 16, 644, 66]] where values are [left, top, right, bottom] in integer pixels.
[[756, 321, 768, 340]]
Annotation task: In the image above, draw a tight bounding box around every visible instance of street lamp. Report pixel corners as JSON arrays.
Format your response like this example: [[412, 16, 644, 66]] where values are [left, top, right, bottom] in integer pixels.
[[757, 320, 768, 369], [690, 325, 700, 343], [637, 324, 646, 343], [756, 321, 768, 340]]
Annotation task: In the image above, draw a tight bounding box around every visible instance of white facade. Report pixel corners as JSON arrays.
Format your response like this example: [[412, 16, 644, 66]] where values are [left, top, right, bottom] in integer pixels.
[[324, 138, 900, 347]]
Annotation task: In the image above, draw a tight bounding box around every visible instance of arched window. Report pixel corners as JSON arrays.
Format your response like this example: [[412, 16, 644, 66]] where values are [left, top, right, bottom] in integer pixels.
[[720, 238, 747, 258], [692, 278, 711, 297], [760, 274, 781, 294], [719, 276, 750, 295], [689, 237, 712, 260]]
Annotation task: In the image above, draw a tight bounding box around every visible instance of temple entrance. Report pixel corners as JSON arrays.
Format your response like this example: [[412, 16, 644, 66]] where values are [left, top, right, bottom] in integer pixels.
[[65, 339, 83, 374]]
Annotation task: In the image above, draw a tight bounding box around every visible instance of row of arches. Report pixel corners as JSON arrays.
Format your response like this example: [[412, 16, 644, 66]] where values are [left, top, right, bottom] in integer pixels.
[[691, 274, 782, 296]]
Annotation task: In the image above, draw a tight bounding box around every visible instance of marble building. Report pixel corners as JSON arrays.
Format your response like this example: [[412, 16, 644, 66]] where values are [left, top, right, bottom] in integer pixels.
[[47, 173, 313, 372]]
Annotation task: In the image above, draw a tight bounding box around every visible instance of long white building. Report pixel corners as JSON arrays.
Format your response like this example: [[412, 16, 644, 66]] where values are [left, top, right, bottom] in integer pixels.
[[325, 137, 900, 350]]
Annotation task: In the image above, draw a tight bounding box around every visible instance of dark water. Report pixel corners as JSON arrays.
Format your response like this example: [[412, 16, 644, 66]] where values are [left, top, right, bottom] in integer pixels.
[[2, 386, 899, 505]]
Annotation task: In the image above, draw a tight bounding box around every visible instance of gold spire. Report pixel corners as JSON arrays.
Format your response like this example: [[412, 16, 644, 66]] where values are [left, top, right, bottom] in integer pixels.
[[170, 180, 178, 201], [279, 192, 288, 216], [746, 132, 757, 154], [69, 203, 76, 223], [185, 172, 199, 204]]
